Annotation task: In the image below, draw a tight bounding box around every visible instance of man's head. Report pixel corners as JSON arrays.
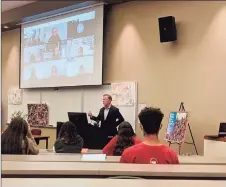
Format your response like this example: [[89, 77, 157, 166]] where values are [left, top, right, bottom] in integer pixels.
[[138, 107, 164, 135], [103, 94, 112, 108], [52, 28, 57, 36]]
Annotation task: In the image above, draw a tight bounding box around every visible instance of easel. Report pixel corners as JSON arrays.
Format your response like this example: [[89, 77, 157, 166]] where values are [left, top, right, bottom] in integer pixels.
[[168, 102, 198, 155]]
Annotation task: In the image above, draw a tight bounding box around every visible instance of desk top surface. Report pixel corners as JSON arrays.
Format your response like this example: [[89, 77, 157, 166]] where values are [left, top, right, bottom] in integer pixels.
[[205, 135, 226, 142], [3, 161, 226, 177], [2, 154, 226, 165], [39, 149, 102, 154], [2, 179, 226, 187]]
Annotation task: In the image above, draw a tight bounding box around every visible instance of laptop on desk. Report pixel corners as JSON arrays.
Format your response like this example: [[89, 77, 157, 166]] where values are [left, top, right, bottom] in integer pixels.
[[218, 123, 226, 137], [206, 123, 226, 138]]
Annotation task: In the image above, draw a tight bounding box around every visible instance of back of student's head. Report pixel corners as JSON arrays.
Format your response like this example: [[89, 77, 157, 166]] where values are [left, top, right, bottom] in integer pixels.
[[113, 121, 135, 156], [1, 117, 28, 154], [138, 107, 164, 135], [57, 121, 80, 144], [118, 121, 135, 137]]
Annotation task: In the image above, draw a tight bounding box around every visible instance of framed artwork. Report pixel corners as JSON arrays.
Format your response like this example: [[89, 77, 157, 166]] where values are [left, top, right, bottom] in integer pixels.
[[8, 88, 23, 105], [27, 104, 49, 126]]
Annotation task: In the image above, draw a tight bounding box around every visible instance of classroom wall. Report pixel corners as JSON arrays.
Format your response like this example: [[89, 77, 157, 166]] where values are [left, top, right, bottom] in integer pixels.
[[3, 1, 226, 154], [2, 29, 20, 129]]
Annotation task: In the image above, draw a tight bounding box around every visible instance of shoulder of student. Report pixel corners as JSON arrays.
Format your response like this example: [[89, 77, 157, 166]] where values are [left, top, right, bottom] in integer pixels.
[[161, 144, 178, 155]]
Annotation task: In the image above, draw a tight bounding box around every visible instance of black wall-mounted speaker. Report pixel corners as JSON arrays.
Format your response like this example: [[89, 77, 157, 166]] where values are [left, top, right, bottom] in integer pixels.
[[158, 16, 177, 43]]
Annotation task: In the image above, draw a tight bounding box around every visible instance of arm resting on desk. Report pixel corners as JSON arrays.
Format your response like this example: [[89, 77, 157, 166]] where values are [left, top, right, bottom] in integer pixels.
[[26, 137, 39, 155]]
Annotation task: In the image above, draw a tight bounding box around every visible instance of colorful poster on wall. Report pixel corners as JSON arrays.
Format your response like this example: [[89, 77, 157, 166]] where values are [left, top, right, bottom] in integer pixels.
[[8, 88, 23, 105], [164, 112, 188, 143], [27, 104, 49, 126]]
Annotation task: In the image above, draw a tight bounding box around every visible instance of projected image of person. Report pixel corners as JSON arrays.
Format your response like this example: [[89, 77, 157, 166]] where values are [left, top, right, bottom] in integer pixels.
[[25, 29, 42, 47], [21, 8, 103, 88], [67, 18, 93, 39], [48, 28, 61, 48], [24, 44, 45, 64], [67, 20, 79, 39]]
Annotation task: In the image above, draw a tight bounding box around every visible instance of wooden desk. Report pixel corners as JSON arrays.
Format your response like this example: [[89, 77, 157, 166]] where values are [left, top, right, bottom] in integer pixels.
[[204, 135, 226, 157], [2, 155, 226, 165], [33, 136, 49, 149], [2, 154, 119, 163], [2, 161, 226, 179], [2, 179, 226, 187], [178, 156, 226, 165]]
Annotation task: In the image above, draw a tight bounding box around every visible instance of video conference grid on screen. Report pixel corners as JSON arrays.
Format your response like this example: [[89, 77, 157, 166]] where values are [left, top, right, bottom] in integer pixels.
[[20, 6, 103, 88]]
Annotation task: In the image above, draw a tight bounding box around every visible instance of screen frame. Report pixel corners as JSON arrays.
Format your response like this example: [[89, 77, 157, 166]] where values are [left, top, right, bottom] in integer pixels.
[[19, 4, 104, 89]]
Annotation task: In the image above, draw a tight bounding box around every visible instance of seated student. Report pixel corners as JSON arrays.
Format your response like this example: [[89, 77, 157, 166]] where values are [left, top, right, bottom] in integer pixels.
[[54, 121, 83, 153], [1, 117, 39, 155], [120, 107, 179, 164], [103, 121, 141, 156]]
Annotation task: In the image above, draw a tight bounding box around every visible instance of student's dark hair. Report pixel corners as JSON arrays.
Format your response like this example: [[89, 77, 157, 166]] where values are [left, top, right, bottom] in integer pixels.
[[103, 94, 112, 101], [57, 121, 81, 144], [1, 117, 29, 154], [113, 121, 135, 156], [138, 107, 164, 135]]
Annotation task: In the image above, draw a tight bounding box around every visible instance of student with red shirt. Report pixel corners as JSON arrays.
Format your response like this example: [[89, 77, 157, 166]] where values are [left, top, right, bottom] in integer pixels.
[[120, 107, 179, 164], [103, 121, 141, 156]]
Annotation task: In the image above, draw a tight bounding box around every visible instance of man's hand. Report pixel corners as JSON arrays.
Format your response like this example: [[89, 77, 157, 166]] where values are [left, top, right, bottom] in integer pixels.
[[88, 111, 93, 117]]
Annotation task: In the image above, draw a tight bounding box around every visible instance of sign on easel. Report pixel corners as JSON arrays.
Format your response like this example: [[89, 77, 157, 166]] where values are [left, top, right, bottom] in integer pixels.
[[164, 102, 198, 155], [164, 112, 188, 143]]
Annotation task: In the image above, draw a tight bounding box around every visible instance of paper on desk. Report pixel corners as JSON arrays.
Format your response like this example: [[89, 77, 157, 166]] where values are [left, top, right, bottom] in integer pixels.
[[81, 148, 88, 153], [81, 154, 106, 161]]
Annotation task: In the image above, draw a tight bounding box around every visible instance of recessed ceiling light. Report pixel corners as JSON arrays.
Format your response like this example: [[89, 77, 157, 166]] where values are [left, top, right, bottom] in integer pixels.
[[4, 25, 9, 29]]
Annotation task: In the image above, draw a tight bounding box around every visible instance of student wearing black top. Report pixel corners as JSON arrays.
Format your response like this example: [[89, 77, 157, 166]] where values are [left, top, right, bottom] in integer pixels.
[[54, 121, 83, 153]]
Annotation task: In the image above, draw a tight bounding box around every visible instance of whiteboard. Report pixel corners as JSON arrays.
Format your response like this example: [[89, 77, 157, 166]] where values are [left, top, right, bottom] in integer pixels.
[[7, 82, 137, 131]]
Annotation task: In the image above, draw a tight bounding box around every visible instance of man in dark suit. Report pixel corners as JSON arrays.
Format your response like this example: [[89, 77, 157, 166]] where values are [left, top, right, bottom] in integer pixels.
[[88, 94, 124, 141]]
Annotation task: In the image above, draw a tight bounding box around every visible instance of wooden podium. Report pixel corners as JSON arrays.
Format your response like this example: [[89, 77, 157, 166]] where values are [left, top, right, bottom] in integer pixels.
[[204, 135, 226, 157]]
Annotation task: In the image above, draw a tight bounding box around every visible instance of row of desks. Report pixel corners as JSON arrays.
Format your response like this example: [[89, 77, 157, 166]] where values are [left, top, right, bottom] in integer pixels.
[[3, 154, 226, 165], [2, 179, 226, 187], [2, 149, 226, 165], [2, 161, 226, 179], [3, 149, 226, 180]]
